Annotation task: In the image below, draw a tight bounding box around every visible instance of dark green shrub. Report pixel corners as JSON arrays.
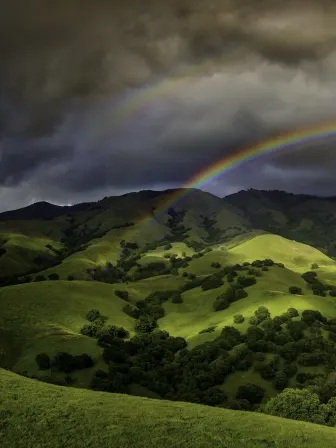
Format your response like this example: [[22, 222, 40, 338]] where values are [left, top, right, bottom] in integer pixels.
[[273, 371, 289, 390], [289, 286, 303, 295], [213, 296, 229, 311], [106, 325, 129, 339], [86, 309, 103, 322], [122, 304, 140, 319], [48, 273, 59, 280], [171, 293, 183, 304], [236, 289, 248, 299], [115, 290, 129, 301], [236, 383, 265, 404], [234, 314, 245, 324], [248, 316, 259, 325], [211, 262, 221, 268], [35, 353, 50, 370], [35, 275, 46, 282], [287, 308, 299, 318], [201, 275, 224, 291], [237, 276, 256, 287], [134, 315, 157, 333], [199, 326, 217, 334]]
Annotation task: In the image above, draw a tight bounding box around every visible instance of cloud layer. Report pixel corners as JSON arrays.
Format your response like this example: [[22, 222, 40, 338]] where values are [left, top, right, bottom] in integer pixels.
[[1, 0, 336, 210]]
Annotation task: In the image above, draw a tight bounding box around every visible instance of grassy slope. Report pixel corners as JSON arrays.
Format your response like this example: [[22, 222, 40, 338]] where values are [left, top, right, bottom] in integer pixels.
[[0, 232, 63, 277], [1, 368, 336, 448], [37, 220, 170, 280], [228, 234, 336, 272], [160, 266, 336, 348], [0, 218, 66, 276], [0, 281, 135, 385], [0, 273, 186, 383]]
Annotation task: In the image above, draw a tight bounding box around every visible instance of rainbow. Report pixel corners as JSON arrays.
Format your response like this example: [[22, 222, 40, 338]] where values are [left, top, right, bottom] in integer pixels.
[[136, 121, 336, 225]]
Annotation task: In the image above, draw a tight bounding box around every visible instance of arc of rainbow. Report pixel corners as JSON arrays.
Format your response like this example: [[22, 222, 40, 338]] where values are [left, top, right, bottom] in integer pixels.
[[131, 121, 336, 233]]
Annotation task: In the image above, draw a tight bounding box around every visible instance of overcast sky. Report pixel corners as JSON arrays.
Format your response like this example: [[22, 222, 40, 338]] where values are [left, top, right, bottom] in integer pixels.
[[1, 0, 336, 211]]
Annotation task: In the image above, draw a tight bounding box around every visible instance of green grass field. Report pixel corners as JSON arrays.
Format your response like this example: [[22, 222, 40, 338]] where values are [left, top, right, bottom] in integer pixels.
[[160, 265, 336, 348], [0, 231, 62, 276], [1, 368, 336, 448], [0, 281, 135, 385], [228, 234, 336, 272]]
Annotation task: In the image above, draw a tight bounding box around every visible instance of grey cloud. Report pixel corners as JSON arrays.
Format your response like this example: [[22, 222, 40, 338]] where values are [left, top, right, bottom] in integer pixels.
[[2, 0, 336, 210]]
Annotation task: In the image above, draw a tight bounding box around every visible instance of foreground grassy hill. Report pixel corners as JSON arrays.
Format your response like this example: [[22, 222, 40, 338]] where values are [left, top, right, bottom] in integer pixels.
[[1, 368, 336, 448]]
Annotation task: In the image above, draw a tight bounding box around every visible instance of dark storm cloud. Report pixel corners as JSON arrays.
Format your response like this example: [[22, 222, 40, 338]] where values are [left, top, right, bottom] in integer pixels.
[[2, 0, 336, 210]]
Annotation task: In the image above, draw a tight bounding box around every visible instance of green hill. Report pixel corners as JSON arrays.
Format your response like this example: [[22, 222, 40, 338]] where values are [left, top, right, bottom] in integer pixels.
[[2, 188, 336, 441], [1, 368, 336, 448]]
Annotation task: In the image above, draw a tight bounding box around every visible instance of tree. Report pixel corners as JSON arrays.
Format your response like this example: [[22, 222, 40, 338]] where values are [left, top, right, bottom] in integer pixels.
[[201, 275, 224, 291], [248, 316, 259, 326], [227, 273, 234, 283], [273, 371, 289, 390], [236, 289, 248, 299], [263, 388, 329, 425], [171, 293, 183, 304], [106, 325, 129, 339], [35, 353, 50, 370], [48, 273, 59, 280], [122, 304, 140, 319], [115, 290, 129, 301], [134, 315, 157, 333], [237, 276, 256, 287], [213, 296, 229, 311], [86, 309, 103, 322], [254, 306, 270, 322], [287, 307, 299, 318], [35, 275, 46, 282], [236, 383, 265, 404], [211, 262, 221, 268], [289, 286, 303, 295], [52, 352, 75, 373], [234, 314, 245, 324]]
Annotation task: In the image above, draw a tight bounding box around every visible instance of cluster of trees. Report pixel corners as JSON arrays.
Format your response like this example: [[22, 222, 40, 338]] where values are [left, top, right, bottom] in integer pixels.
[[93, 316, 333, 410], [98, 303, 336, 413], [80, 309, 129, 342], [132, 262, 170, 281], [202, 216, 221, 243], [89, 262, 125, 283], [35, 352, 93, 373], [122, 290, 181, 332], [213, 285, 248, 311], [262, 388, 336, 426], [31, 295, 336, 423], [301, 270, 336, 297], [165, 208, 190, 242]]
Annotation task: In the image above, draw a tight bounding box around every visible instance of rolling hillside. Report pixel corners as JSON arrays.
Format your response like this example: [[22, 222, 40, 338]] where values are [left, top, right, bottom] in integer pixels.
[[2, 188, 336, 443], [1, 367, 336, 448]]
